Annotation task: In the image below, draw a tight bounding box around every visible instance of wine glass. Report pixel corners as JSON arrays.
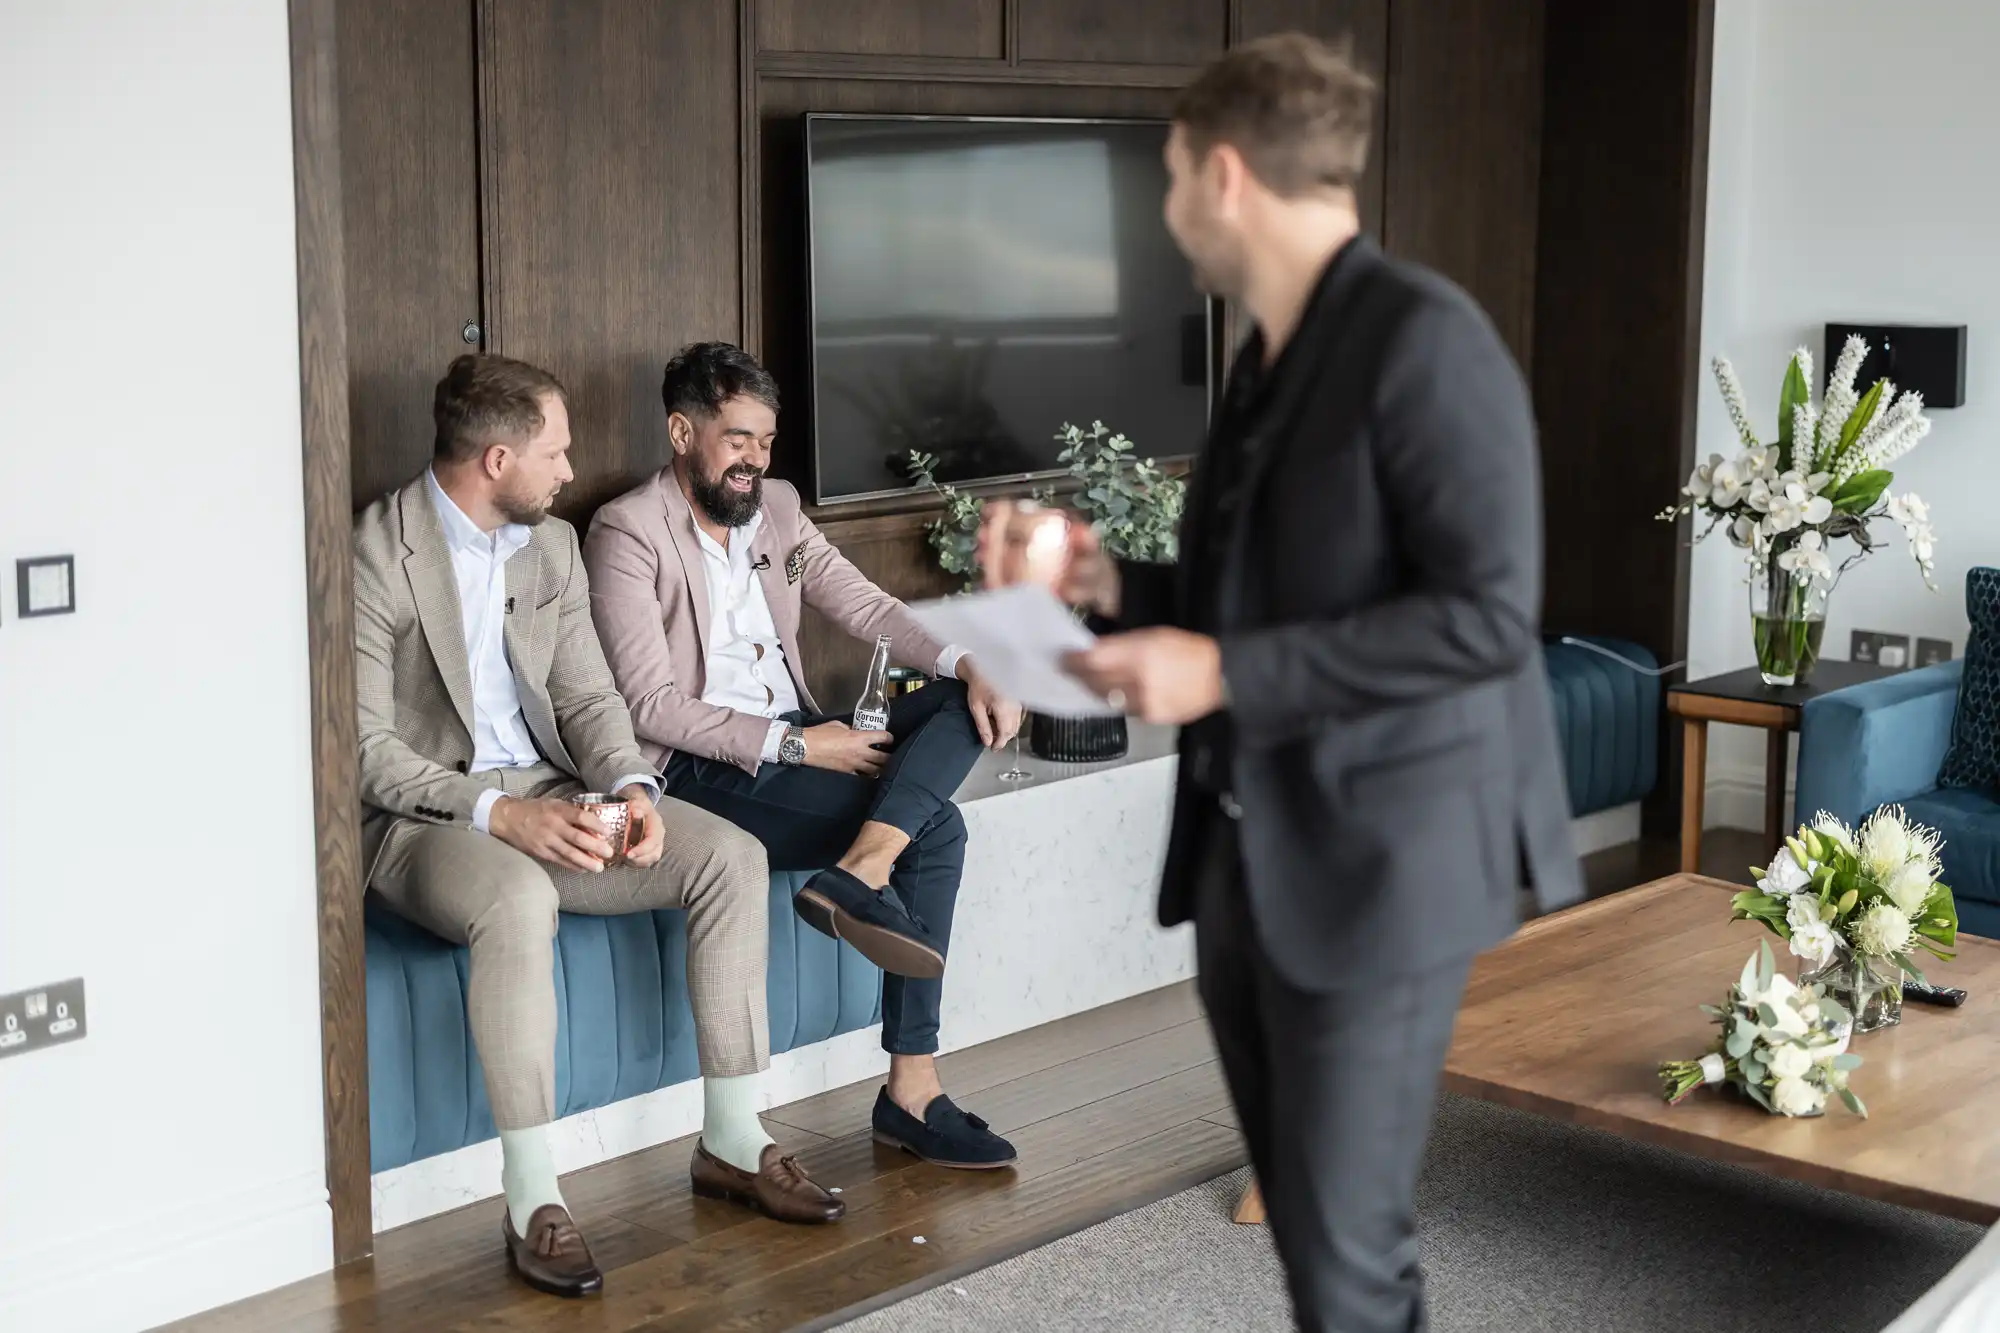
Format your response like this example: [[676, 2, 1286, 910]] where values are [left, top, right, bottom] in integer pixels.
[[998, 731, 1033, 784]]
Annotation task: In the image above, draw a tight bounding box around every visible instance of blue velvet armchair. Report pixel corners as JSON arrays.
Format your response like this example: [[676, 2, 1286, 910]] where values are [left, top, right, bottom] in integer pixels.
[[1795, 659, 2000, 938]]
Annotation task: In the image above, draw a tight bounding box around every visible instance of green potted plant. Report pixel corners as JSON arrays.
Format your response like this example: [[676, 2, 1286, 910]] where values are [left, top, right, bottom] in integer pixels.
[[908, 421, 1186, 761]]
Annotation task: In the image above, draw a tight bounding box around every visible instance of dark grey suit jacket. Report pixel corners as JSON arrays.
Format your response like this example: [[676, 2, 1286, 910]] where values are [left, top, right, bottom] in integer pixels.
[[1118, 237, 1582, 991]]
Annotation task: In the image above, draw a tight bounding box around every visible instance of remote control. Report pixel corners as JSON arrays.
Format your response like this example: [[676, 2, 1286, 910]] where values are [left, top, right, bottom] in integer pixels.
[[1902, 979, 1968, 1008]]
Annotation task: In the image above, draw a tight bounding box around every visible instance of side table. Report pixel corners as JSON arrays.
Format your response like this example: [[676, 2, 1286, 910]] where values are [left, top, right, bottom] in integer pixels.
[[1667, 660, 1896, 873]]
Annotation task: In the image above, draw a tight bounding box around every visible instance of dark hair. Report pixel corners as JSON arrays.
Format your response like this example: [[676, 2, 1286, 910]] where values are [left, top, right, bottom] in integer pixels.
[[660, 341, 780, 422], [1172, 32, 1376, 197], [432, 354, 568, 463]]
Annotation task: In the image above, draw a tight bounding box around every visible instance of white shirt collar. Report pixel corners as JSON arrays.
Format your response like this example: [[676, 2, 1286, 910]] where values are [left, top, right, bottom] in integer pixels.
[[427, 467, 531, 559]]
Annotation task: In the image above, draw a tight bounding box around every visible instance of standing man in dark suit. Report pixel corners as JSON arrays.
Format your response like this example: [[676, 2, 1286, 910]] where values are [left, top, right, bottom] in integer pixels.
[[983, 33, 1581, 1333]]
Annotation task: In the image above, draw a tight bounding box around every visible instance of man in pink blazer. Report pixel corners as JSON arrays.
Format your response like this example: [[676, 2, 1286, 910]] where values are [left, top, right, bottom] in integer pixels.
[[584, 342, 1022, 1170]]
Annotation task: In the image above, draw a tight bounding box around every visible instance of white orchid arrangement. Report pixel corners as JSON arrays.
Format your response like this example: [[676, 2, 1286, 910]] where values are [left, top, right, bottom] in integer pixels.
[[1660, 336, 1938, 589], [1730, 806, 1959, 980], [1659, 942, 1866, 1118]]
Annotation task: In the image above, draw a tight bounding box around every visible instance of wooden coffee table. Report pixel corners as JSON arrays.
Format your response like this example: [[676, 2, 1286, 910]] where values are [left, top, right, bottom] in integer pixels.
[[1443, 874, 2000, 1223]]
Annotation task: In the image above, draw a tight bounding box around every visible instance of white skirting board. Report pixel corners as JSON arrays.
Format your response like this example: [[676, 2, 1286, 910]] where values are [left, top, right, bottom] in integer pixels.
[[1703, 725, 1800, 834], [1707, 770, 1796, 834], [1571, 801, 1643, 858], [0, 1172, 332, 1333]]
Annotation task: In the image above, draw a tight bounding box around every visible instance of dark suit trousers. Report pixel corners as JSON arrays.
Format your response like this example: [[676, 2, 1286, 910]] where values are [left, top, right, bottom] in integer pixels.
[[1195, 815, 1470, 1333], [662, 678, 980, 1056]]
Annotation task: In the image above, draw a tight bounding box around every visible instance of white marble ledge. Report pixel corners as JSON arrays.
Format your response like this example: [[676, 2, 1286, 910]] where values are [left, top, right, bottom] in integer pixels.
[[954, 720, 1179, 805]]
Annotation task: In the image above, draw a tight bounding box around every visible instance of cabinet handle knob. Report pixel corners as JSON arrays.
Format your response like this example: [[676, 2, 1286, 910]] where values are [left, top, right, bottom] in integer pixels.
[[461, 320, 482, 345]]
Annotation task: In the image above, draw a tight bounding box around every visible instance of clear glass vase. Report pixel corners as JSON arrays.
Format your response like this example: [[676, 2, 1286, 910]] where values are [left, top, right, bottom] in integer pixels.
[[1802, 944, 1904, 1034], [1750, 549, 1828, 686]]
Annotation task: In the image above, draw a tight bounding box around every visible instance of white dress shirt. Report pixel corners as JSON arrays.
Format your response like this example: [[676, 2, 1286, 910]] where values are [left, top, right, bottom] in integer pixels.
[[426, 471, 656, 832], [691, 510, 966, 764]]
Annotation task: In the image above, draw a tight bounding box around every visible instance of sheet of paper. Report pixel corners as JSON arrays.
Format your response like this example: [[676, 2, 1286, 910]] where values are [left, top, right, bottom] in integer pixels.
[[905, 586, 1118, 718]]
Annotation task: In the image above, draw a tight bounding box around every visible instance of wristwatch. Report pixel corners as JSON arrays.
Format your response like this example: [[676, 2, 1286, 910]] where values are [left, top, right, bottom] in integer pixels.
[[778, 724, 808, 767]]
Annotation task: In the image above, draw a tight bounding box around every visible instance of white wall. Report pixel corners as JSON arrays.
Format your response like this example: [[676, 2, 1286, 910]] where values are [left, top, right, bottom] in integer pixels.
[[1693, 0, 2000, 825], [0, 4, 331, 1329]]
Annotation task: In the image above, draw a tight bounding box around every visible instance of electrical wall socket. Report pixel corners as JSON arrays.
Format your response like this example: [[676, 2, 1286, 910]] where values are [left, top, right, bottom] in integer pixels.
[[1917, 638, 1954, 668], [0, 978, 87, 1060], [1851, 629, 1912, 669]]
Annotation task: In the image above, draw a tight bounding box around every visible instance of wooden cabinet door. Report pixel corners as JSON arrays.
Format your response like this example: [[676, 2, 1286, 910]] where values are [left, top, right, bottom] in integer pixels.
[[1016, 0, 1227, 66], [338, 0, 482, 510], [479, 0, 743, 520]]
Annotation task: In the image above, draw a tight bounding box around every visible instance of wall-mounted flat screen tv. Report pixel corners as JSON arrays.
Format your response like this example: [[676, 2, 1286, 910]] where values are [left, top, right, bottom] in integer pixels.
[[803, 113, 1211, 504]]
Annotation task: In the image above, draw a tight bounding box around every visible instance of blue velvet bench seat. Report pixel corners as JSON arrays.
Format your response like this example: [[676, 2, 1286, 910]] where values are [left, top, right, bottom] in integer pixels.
[[1544, 635, 1662, 818], [366, 640, 1661, 1174], [365, 869, 882, 1173]]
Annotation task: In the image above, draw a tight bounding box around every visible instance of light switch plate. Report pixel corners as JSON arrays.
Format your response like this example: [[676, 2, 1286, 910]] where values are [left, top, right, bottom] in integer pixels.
[[0, 978, 87, 1060], [17, 555, 75, 617]]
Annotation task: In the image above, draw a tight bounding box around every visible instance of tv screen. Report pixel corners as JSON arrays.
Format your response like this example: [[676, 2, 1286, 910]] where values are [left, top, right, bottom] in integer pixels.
[[803, 114, 1211, 504]]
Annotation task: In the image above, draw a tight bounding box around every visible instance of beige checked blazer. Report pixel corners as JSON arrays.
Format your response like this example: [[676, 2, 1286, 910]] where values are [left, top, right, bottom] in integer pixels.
[[352, 474, 656, 878], [583, 471, 947, 775]]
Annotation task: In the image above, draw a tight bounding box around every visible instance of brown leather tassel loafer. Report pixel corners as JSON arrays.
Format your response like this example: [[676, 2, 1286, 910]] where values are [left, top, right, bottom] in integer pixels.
[[690, 1141, 846, 1224], [502, 1204, 604, 1298]]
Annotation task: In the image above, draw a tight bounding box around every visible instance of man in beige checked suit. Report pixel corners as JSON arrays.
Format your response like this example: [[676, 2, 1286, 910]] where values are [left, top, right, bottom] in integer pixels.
[[355, 354, 843, 1300]]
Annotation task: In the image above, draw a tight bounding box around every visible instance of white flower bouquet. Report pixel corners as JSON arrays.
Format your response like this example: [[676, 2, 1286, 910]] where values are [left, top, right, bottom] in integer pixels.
[[1659, 941, 1866, 1118], [1729, 806, 1959, 1031], [1659, 337, 1938, 684]]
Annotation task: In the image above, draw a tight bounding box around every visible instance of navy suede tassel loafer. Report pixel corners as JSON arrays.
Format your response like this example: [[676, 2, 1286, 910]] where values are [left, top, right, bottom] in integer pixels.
[[794, 866, 946, 979], [872, 1089, 1018, 1169]]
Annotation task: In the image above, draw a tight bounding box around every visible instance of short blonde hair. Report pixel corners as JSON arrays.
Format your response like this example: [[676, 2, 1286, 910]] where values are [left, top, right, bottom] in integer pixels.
[[1172, 32, 1376, 197]]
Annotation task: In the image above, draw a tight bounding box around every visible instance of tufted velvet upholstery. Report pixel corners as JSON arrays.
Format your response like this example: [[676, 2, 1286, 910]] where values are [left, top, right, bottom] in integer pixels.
[[1543, 636, 1662, 818], [365, 869, 880, 1173]]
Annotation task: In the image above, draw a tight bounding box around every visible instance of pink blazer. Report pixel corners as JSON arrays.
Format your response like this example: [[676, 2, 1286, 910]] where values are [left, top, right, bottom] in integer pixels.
[[583, 470, 948, 774]]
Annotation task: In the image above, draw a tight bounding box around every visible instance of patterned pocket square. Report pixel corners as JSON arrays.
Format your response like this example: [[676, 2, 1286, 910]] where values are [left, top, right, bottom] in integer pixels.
[[785, 543, 808, 585]]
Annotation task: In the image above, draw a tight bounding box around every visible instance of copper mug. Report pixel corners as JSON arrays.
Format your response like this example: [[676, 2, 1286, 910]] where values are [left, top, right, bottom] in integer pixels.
[[566, 792, 634, 866], [992, 501, 1073, 591]]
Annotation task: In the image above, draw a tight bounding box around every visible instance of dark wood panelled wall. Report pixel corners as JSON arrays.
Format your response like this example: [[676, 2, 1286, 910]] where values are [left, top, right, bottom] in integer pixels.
[[335, 0, 1711, 706]]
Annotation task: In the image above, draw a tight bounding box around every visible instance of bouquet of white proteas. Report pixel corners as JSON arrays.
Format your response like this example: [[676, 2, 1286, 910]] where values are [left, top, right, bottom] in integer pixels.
[[1733, 807, 1959, 976], [1659, 336, 1939, 683], [1659, 941, 1865, 1118], [1728, 806, 1959, 1033]]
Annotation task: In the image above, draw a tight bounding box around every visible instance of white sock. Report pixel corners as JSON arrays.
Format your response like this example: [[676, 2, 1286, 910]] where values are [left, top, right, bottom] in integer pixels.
[[500, 1126, 568, 1236], [702, 1073, 777, 1174]]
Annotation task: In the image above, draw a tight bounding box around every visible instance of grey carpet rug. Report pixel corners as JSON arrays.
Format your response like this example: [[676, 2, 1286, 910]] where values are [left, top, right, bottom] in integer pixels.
[[835, 1094, 1982, 1333]]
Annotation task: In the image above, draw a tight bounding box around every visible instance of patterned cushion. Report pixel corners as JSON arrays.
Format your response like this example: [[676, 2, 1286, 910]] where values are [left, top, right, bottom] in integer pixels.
[[1938, 567, 2000, 797]]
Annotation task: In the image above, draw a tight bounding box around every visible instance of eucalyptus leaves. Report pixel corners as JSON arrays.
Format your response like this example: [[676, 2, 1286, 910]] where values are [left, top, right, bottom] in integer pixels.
[[907, 421, 1185, 590], [1659, 941, 1866, 1119], [1050, 421, 1185, 564], [904, 453, 994, 591]]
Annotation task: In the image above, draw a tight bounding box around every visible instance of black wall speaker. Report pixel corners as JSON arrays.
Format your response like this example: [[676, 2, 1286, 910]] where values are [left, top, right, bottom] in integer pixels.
[[1823, 323, 1967, 408]]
